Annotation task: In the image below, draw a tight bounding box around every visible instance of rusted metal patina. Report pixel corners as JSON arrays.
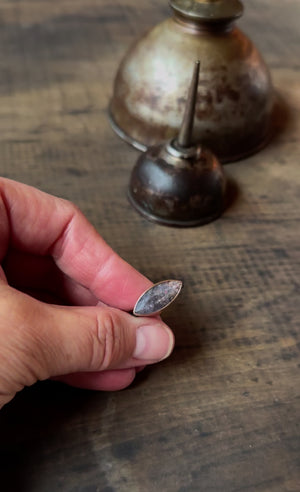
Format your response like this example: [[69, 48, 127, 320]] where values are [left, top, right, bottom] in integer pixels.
[[109, 0, 273, 163], [133, 280, 183, 316]]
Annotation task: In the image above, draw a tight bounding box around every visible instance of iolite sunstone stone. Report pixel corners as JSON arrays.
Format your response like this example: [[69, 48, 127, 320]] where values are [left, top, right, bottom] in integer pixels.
[[133, 280, 183, 317]]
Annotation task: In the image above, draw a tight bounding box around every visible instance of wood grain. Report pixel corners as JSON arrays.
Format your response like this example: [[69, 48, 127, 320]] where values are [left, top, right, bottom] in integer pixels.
[[0, 1, 299, 491]]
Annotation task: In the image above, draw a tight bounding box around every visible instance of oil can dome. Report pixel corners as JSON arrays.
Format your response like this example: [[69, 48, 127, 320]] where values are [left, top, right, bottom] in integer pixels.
[[109, 0, 273, 163]]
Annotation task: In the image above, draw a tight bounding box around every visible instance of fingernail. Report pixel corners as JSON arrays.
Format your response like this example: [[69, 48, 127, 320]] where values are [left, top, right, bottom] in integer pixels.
[[133, 324, 174, 361]]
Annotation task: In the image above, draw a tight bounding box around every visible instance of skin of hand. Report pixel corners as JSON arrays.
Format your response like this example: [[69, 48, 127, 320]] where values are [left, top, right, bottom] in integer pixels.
[[0, 178, 174, 409]]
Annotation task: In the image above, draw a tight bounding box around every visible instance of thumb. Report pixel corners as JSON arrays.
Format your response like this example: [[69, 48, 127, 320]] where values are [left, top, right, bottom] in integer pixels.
[[0, 285, 174, 407]]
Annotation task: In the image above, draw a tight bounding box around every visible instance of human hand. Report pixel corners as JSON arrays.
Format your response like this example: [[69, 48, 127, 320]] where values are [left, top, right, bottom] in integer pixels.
[[0, 178, 174, 409]]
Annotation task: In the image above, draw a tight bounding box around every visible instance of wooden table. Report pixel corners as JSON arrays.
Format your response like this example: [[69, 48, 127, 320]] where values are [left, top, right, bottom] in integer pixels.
[[0, 1, 299, 490]]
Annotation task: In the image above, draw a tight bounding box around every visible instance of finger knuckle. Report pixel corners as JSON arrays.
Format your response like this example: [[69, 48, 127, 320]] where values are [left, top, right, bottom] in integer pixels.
[[65, 199, 81, 216], [91, 309, 125, 370], [0, 289, 48, 390]]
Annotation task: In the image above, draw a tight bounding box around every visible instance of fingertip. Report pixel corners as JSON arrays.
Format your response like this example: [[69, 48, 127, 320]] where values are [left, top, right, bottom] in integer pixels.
[[133, 323, 175, 362]]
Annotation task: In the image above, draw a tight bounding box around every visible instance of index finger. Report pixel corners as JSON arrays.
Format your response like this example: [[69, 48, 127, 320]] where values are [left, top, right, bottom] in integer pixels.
[[0, 178, 152, 309]]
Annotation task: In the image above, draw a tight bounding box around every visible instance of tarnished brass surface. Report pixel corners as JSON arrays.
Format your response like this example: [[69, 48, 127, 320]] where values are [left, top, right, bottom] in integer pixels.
[[109, 0, 273, 162]]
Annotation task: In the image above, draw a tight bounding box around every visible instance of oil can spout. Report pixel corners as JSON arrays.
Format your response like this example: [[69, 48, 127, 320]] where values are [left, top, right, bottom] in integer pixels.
[[177, 60, 200, 149]]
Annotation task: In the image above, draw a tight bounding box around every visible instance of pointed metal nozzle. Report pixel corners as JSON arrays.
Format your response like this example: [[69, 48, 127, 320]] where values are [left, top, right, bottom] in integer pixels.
[[177, 60, 200, 149]]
